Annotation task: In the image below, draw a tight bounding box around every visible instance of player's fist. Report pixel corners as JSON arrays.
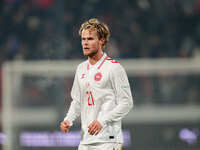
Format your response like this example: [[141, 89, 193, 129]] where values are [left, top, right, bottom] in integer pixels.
[[88, 120, 102, 135], [60, 120, 71, 133]]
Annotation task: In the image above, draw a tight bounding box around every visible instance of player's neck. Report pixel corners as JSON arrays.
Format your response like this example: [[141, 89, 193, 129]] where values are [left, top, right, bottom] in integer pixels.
[[88, 50, 104, 65]]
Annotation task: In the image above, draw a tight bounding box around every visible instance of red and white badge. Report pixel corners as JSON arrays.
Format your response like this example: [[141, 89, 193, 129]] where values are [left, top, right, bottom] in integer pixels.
[[94, 72, 102, 81]]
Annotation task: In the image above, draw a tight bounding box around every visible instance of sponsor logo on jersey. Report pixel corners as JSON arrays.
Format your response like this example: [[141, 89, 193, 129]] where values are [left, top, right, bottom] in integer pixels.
[[81, 73, 86, 79], [94, 72, 102, 81]]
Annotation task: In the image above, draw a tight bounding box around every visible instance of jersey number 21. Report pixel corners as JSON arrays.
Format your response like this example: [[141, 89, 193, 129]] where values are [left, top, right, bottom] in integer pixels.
[[86, 91, 94, 106]]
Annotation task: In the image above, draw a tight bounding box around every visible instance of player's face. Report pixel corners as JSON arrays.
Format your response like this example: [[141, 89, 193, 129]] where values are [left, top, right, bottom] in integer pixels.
[[81, 29, 103, 57]]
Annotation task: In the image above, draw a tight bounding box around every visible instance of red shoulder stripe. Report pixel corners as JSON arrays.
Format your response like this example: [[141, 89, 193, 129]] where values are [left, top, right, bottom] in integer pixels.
[[106, 57, 119, 63]]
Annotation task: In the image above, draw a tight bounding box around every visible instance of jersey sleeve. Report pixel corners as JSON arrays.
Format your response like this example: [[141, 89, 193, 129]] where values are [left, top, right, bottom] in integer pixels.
[[64, 67, 81, 126], [98, 64, 133, 126]]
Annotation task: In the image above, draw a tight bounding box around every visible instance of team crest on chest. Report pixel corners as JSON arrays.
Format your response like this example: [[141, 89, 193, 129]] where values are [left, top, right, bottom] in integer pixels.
[[94, 72, 102, 81]]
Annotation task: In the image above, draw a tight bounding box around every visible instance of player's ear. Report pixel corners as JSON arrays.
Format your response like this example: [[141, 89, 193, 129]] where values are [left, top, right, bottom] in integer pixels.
[[100, 38, 105, 47]]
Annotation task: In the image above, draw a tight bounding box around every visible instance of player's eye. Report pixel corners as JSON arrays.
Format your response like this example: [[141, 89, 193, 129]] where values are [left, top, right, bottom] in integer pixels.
[[88, 37, 94, 40]]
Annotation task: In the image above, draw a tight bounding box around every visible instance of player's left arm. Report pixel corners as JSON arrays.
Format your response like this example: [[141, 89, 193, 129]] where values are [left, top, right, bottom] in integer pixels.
[[98, 64, 133, 126]]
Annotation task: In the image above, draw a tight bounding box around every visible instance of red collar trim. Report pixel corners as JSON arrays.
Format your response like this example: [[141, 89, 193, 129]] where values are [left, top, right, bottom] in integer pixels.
[[97, 56, 108, 69], [87, 64, 90, 70]]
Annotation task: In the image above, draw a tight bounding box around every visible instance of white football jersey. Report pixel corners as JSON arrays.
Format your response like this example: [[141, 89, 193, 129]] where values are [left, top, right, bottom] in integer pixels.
[[64, 53, 133, 144]]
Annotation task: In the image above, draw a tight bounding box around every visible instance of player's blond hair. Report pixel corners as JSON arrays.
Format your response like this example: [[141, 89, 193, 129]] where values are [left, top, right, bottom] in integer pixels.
[[79, 18, 110, 47]]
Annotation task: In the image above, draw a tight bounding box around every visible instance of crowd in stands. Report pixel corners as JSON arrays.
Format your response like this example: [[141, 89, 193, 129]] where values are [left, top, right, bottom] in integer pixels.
[[0, 0, 200, 62]]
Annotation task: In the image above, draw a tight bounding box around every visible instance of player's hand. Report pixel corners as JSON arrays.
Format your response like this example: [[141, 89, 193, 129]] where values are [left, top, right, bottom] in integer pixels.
[[88, 120, 102, 135], [60, 120, 71, 133]]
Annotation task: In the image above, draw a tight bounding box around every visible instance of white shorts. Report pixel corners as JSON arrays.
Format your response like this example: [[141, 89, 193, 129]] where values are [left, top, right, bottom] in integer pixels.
[[78, 142, 122, 150]]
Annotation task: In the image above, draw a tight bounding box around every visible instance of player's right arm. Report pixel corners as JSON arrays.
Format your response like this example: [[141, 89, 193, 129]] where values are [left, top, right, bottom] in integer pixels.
[[61, 68, 81, 132]]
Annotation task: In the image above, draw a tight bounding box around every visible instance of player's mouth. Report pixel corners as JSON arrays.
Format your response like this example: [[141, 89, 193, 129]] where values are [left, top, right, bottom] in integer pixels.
[[84, 47, 90, 51]]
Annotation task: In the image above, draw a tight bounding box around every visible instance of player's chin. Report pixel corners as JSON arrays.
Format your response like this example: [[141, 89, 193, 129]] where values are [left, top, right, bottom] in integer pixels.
[[83, 51, 90, 56]]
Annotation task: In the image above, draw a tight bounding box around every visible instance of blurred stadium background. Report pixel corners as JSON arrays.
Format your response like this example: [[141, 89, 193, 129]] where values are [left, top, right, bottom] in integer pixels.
[[0, 0, 200, 150]]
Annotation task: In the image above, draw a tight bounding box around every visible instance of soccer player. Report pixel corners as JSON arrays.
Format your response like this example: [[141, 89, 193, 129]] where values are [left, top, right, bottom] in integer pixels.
[[60, 18, 133, 150]]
